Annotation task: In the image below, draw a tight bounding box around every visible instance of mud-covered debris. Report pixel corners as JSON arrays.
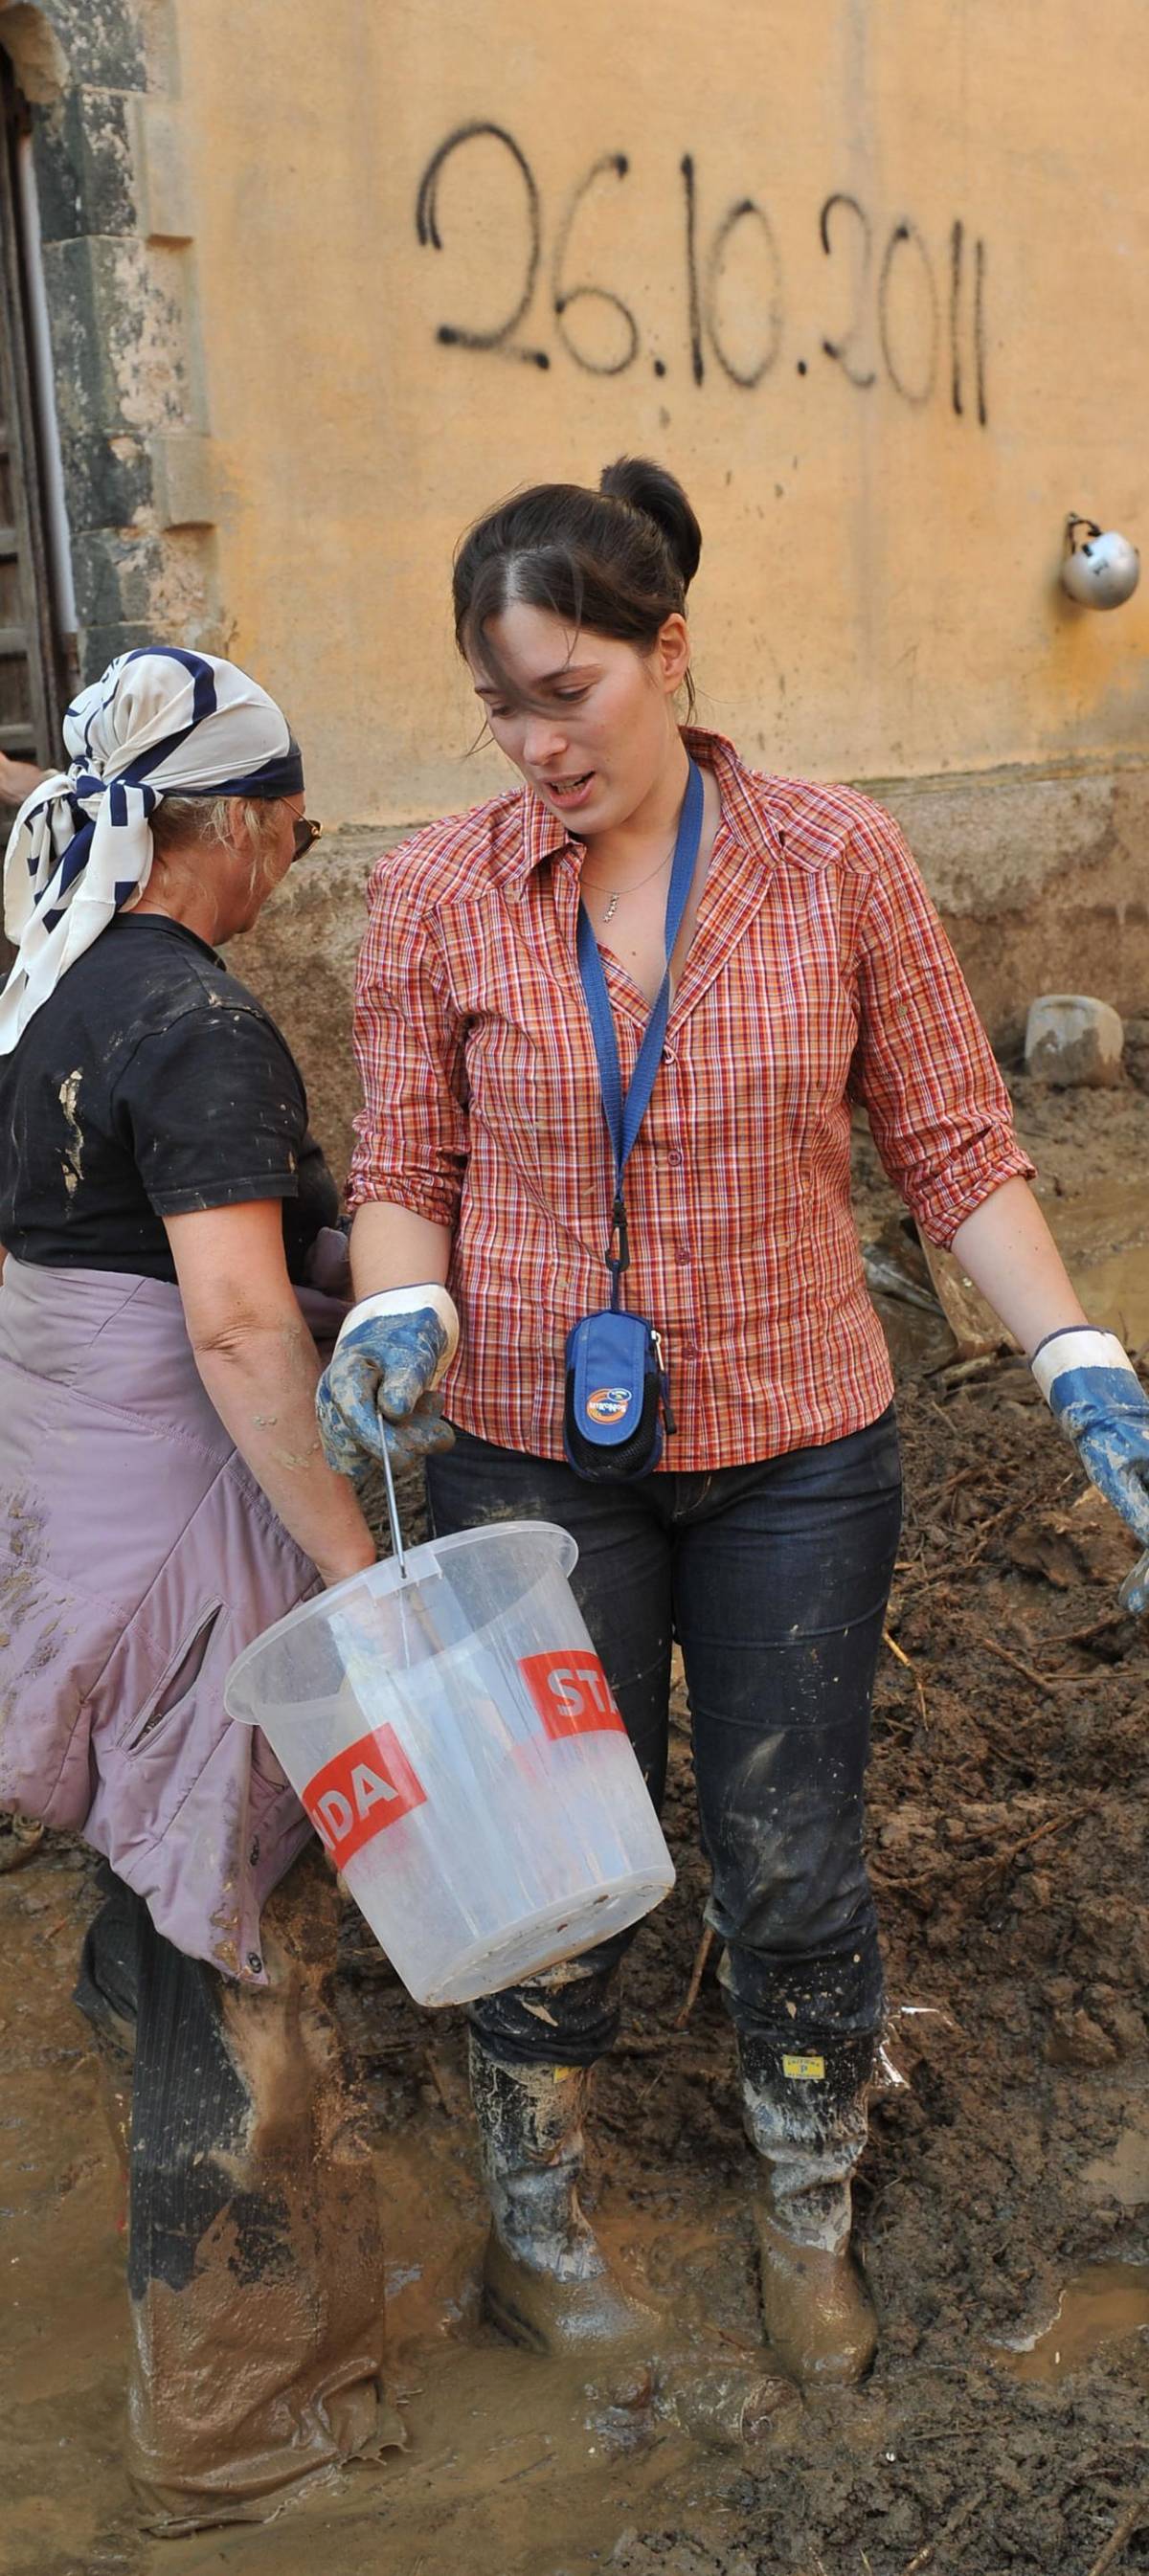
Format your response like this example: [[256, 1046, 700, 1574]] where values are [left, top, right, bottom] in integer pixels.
[[0, 1812, 45, 1874]]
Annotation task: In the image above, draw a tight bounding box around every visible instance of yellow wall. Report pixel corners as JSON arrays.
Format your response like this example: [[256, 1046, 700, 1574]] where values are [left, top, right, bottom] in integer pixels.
[[173, 0, 1149, 824]]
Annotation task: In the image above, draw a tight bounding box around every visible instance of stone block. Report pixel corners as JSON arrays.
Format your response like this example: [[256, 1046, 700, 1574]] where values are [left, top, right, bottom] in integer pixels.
[[42, 235, 137, 437], [59, 87, 136, 238], [30, 115, 84, 246], [78, 621, 154, 684], [1024, 994, 1124, 1087], [34, 0, 147, 95], [71, 525, 163, 629], [0, 6, 71, 109], [149, 431, 214, 529], [125, 98, 193, 243], [59, 425, 150, 528]]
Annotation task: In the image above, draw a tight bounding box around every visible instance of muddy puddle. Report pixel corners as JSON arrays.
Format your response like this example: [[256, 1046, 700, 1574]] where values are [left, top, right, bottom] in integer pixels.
[[0, 1850, 796, 2576], [993, 2262, 1149, 2385], [1048, 1177, 1149, 1347], [4, 1073, 1149, 2576], [867, 1173, 1149, 1367]]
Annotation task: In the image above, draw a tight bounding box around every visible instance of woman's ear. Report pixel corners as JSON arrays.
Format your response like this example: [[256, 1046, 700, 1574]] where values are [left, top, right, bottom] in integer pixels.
[[654, 614, 691, 696], [221, 795, 249, 856]]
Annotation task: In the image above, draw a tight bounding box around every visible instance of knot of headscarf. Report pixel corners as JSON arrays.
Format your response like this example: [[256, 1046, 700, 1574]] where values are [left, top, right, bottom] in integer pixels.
[[0, 645, 303, 1054]]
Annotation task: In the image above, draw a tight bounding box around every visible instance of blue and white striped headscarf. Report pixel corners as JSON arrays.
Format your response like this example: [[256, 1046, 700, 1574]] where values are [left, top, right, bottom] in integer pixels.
[[0, 645, 304, 1055]]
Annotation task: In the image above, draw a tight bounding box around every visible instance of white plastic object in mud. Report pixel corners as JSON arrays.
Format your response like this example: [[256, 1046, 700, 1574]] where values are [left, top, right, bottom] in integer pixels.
[[224, 1520, 675, 2008]]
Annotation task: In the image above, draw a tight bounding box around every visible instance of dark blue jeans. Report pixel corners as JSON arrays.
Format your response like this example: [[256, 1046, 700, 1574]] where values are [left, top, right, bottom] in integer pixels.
[[426, 1407, 902, 2068]]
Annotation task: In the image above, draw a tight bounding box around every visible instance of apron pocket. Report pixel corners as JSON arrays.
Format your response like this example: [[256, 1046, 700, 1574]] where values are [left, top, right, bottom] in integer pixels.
[[122, 1602, 224, 1752]]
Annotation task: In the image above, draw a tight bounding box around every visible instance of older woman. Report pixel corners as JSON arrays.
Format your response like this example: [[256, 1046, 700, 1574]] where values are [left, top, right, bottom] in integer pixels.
[[0, 649, 413, 2530]]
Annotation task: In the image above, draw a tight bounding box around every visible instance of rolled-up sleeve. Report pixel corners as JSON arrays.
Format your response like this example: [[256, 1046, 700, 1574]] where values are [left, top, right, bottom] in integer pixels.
[[847, 812, 1035, 1246], [346, 847, 469, 1225]]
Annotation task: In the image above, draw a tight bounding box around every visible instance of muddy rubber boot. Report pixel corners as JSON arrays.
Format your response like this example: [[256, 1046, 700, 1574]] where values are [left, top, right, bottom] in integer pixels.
[[738, 2033, 878, 2390], [469, 2036, 655, 2361]]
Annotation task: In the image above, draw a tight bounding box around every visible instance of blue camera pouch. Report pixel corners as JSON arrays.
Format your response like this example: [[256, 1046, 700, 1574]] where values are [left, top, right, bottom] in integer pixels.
[[563, 1307, 671, 1482]]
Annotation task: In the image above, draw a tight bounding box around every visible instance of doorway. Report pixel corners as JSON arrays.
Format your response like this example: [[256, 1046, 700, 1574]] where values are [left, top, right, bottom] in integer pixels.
[[0, 45, 72, 777]]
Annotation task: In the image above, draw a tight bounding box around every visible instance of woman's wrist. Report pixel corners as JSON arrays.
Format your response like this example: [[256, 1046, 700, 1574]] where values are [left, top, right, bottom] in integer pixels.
[[317, 1536, 377, 1587], [1030, 1327, 1137, 1396]]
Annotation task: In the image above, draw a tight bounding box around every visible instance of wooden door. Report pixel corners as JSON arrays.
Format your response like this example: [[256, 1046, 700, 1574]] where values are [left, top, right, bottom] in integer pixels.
[[0, 54, 64, 768]]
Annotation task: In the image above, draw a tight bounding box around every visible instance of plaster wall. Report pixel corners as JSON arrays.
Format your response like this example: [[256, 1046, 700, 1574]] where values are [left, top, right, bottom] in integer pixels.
[[3, 0, 1148, 1121], [170, 0, 1149, 842]]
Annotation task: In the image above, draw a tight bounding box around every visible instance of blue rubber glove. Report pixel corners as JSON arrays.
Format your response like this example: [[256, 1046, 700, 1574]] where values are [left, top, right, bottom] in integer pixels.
[[316, 1285, 460, 1479], [1031, 1328, 1149, 1614]]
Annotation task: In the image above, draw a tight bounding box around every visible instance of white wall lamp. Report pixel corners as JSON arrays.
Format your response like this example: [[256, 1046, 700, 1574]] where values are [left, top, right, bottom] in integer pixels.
[[1060, 514, 1140, 609]]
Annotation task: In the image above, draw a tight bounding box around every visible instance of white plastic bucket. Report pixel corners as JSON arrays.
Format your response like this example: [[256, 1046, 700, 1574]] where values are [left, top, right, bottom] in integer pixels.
[[224, 1521, 675, 2007]]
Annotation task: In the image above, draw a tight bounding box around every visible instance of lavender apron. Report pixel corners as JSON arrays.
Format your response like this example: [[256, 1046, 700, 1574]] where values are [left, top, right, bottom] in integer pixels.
[[0, 1255, 348, 1982]]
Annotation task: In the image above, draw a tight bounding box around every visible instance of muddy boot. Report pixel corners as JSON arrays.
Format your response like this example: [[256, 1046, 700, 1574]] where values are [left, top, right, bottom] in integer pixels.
[[80, 1855, 400, 2533], [469, 2036, 654, 2361], [739, 2033, 878, 2390]]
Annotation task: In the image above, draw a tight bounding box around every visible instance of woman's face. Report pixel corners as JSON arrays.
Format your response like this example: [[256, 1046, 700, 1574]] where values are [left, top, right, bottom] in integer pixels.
[[469, 602, 689, 837]]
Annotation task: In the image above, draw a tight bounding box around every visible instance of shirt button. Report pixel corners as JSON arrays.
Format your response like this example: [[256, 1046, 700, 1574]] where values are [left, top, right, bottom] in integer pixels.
[[666, 1147, 685, 1169], [675, 1241, 692, 1264]]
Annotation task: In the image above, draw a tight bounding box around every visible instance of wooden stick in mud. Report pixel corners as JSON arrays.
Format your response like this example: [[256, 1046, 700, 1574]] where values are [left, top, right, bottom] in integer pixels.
[[977, 1796, 1104, 1882], [972, 1628, 1088, 1697], [1085, 2477, 1149, 2576], [674, 1921, 714, 2027], [883, 1627, 929, 1727]]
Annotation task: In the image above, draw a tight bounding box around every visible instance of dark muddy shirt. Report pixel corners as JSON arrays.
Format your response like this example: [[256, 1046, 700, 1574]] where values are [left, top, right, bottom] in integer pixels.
[[0, 913, 339, 1284]]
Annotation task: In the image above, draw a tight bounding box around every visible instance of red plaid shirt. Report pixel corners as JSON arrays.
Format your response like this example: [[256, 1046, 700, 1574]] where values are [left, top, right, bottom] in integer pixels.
[[348, 731, 1032, 1468]]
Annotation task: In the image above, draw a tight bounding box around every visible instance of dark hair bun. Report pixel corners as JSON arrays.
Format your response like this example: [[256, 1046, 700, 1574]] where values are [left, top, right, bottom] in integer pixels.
[[598, 456, 702, 594]]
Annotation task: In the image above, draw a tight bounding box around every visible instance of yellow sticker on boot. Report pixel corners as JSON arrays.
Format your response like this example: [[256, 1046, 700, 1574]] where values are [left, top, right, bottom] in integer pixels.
[[781, 2052, 825, 2080]]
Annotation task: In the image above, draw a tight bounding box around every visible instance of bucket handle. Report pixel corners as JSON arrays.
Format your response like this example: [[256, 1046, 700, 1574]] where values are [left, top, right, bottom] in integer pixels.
[[379, 1435, 407, 1578]]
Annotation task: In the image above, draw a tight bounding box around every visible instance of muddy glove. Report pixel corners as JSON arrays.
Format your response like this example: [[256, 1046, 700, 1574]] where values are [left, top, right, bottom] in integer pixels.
[[316, 1285, 460, 1479], [1031, 1328, 1149, 1614]]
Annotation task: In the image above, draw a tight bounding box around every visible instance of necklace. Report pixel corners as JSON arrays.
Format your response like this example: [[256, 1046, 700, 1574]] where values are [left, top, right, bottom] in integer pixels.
[[580, 843, 674, 924]]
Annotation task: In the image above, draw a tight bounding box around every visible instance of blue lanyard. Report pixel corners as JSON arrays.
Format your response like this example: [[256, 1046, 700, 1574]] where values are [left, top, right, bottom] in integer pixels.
[[576, 757, 704, 1304]]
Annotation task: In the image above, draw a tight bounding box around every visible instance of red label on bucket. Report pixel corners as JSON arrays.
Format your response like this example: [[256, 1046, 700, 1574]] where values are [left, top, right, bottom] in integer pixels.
[[301, 1724, 426, 1865], [519, 1649, 627, 1741]]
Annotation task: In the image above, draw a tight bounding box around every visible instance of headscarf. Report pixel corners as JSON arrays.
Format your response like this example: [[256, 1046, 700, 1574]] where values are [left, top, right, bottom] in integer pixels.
[[0, 645, 303, 1055]]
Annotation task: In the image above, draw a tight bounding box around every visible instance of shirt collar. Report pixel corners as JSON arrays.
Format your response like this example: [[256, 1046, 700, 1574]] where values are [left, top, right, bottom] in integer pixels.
[[491, 728, 784, 898]]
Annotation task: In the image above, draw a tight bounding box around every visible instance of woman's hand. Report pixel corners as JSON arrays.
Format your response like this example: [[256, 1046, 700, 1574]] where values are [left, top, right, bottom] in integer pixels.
[[165, 1201, 377, 1587], [948, 1179, 1148, 1608], [316, 1286, 459, 1479], [1030, 1331, 1149, 1613]]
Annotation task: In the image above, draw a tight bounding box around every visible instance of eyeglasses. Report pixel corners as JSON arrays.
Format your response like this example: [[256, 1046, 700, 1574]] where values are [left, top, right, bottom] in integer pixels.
[[291, 814, 322, 862]]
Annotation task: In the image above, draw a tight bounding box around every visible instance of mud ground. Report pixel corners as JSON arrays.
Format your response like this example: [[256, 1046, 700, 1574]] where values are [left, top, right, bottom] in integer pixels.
[[3, 1064, 1149, 2576]]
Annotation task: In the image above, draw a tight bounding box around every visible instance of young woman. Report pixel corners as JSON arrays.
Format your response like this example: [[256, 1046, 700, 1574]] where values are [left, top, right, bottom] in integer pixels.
[[318, 459, 1149, 2389]]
